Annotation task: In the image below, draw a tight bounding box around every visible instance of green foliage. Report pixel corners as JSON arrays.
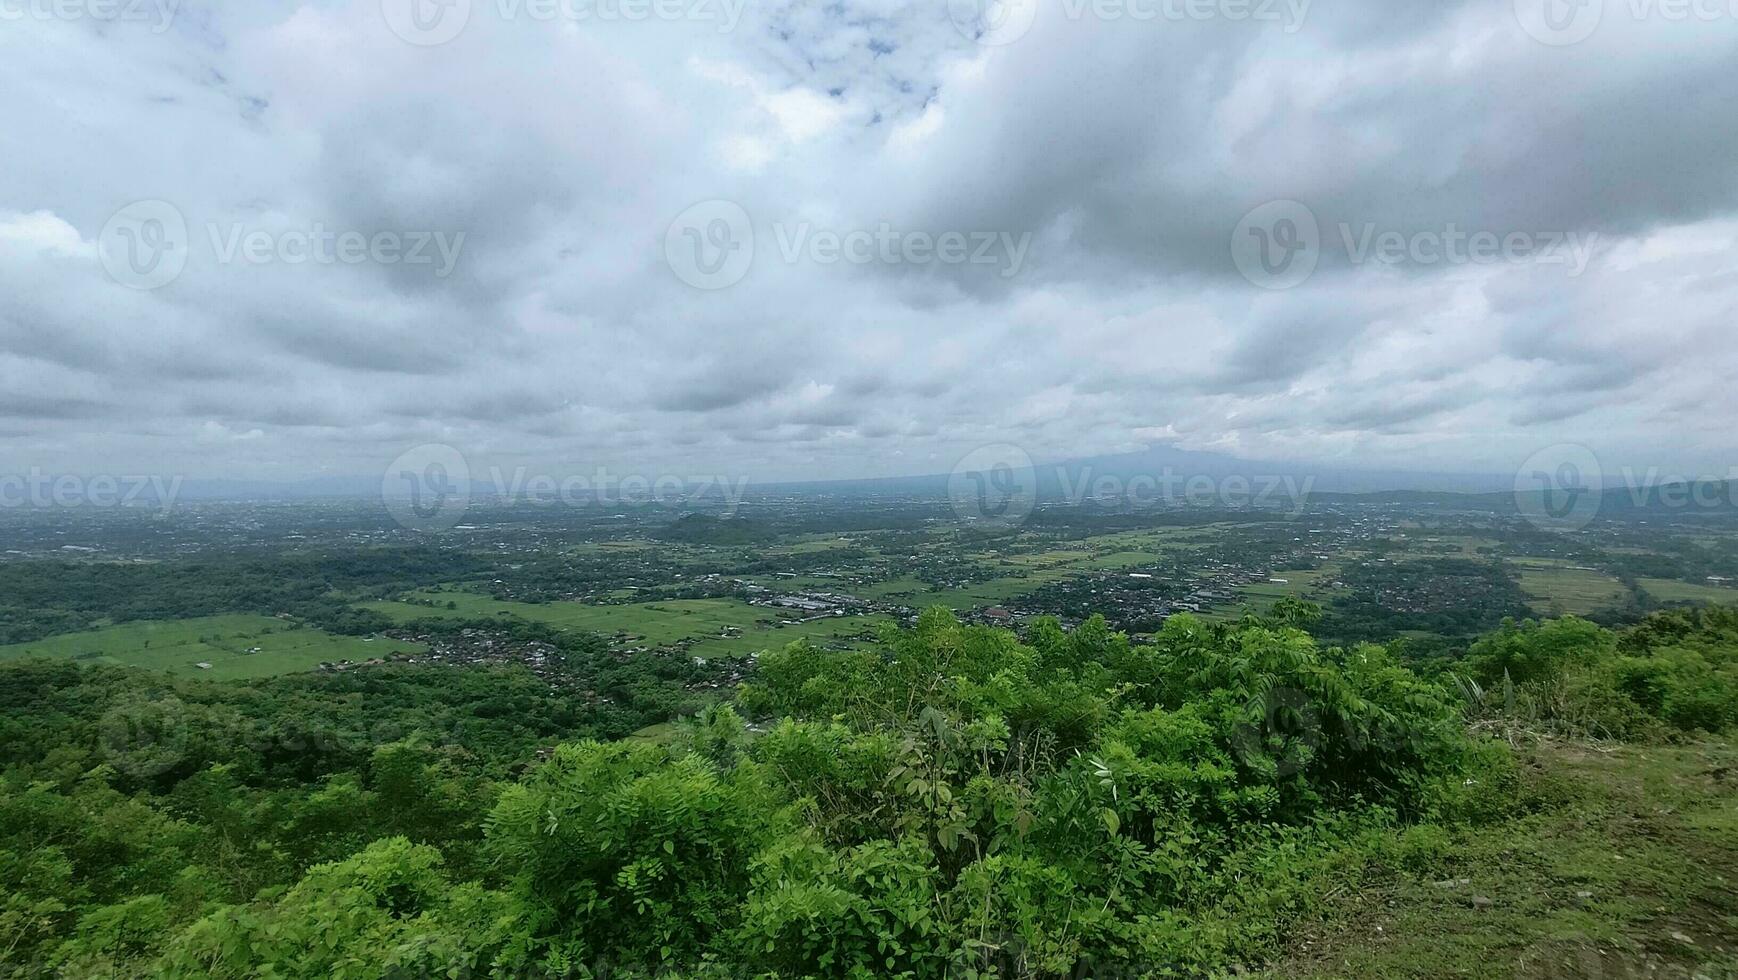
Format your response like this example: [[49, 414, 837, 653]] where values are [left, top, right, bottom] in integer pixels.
[[1467, 615, 1615, 686], [689, 609, 1477, 976], [0, 548, 488, 645], [161, 838, 515, 979], [484, 739, 790, 973], [40, 606, 1475, 977], [0, 657, 659, 971], [26, 603, 1738, 976], [1456, 609, 1738, 737]]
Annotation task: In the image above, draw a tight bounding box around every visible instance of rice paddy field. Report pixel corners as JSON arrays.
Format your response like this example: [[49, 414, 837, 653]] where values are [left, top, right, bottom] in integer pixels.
[[357, 592, 892, 660], [1236, 565, 1344, 613], [1640, 577, 1738, 605], [0, 614, 425, 680], [1513, 559, 1632, 615]]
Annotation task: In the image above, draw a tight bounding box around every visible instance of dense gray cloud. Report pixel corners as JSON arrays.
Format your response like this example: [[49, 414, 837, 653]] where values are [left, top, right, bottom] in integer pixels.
[[2, 0, 1737, 486]]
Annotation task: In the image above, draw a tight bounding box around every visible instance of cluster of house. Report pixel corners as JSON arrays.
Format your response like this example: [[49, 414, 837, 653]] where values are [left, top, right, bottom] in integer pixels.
[[319, 631, 569, 683], [749, 591, 895, 623]]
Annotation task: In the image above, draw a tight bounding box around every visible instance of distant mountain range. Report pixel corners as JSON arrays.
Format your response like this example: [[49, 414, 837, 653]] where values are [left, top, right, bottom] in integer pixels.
[[117, 445, 1738, 518]]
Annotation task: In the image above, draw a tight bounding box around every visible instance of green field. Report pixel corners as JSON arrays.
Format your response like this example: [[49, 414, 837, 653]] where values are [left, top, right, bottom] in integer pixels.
[[1083, 550, 1172, 570], [847, 527, 1232, 612], [766, 537, 861, 555], [0, 615, 425, 680], [626, 722, 681, 744], [1640, 577, 1738, 605], [1513, 560, 1630, 615], [360, 593, 890, 660], [1236, 565, 1342, 613], [856, 569, 1077, 610], [739, 574, 845, 591], [1000, 549, 1094, 567]]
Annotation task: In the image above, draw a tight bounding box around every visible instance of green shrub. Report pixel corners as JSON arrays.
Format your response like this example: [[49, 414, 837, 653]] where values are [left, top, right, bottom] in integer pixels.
[[159, 838, 515, 979], [1455, 609, 1738, 737], [11, 607, 1545, 977]]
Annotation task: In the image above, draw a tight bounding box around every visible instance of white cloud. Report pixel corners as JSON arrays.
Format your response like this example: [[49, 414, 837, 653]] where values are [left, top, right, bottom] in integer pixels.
[[1, 0, 1735, 483], [0, 211, 88, 255]]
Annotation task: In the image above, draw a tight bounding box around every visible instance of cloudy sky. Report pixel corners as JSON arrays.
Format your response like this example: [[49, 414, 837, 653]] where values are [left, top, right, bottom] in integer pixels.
[[2, 0, 1736, 486]]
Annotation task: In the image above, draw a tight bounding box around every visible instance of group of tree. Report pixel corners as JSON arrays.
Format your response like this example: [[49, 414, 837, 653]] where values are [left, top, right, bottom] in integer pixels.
[[0, 548, 492, 645], [3, 601, 1736, 976]]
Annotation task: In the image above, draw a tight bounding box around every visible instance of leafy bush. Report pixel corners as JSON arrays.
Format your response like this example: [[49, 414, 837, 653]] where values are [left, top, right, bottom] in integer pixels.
[[4, 606, 1546, 977], [449, 609, 1482, 975], [1458, 609, 1738, 738], [160, 838, 515, 979], [484, 740, 791, 973]]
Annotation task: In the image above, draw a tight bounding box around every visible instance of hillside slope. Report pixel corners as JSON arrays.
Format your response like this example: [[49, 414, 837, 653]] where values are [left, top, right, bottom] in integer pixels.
[[1268, 737, 1738, 978]]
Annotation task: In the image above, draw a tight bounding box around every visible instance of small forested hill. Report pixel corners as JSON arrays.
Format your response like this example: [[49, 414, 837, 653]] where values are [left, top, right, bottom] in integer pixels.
[[2, 604, 1736, 977]]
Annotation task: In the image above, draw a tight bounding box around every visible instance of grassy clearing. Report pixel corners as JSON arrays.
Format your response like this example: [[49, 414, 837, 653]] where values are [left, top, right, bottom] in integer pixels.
[[857, 568, 1080, 610], [955, 569, 1078, 602], [0, 614, 424, 680], [862, 529, 1216, 608], [1642, 578, 1738, 605], [1264, 738, 1738, 979], [360, 593, 890, 659], [566, 541, 655, 552], [739, 574, 844, 591], [1235, 565, 1342, 613], [1000, 550, 1095, 567], [1513, 560, 1631, 615], [626, 721, 681, 744], [1083, 550, 1171, 570], [857, 576, 933, 601], [764, 536, 861, 555], [1082, 526, 1221, 551]]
